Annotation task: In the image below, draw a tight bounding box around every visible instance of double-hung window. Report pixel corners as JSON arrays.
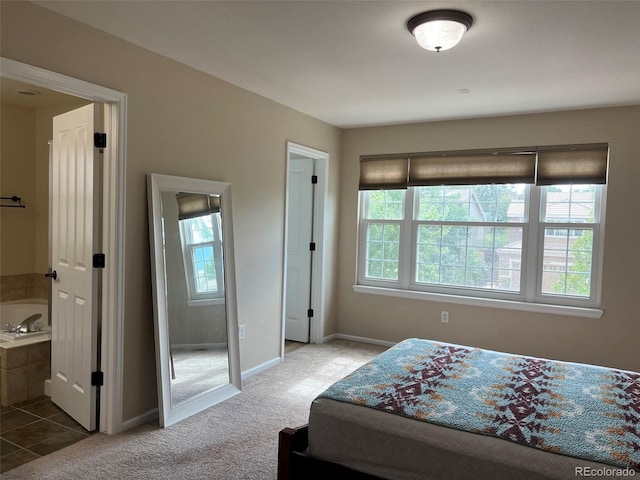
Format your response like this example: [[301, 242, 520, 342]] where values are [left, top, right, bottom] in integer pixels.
[[177, 193, 224, 302], [357, 144, 608, 311]]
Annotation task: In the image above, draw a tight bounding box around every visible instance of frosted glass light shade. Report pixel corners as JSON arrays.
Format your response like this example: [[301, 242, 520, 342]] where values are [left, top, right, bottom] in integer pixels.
[[407, 10, 473, 52], [413, 20, 468, 52]]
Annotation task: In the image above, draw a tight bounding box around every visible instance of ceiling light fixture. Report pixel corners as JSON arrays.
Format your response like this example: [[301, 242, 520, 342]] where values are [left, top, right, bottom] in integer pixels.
[[407, 9, 473, 52]]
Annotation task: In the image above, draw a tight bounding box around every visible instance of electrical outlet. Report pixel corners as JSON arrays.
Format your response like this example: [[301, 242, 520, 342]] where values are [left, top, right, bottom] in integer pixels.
[[239, 324, 245, 340], [441, 311, 449, 323]]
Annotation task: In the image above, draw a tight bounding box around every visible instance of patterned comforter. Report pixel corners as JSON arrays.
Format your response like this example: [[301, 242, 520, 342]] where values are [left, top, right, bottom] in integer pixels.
[[317, 338, 640, 471]]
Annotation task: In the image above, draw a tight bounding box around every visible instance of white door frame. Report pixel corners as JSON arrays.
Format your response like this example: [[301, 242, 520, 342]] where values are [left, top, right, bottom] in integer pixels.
[[281, 142, 328, 357], [1, 57, 127, 434]]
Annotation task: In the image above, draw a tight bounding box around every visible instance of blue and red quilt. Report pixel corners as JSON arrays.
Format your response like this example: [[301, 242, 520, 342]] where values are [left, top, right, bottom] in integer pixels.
[[317, 338, 640, 471]]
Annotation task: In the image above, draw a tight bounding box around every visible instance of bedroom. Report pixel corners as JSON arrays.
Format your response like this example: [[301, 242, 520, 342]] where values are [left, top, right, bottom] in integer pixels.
[[0, 0, 638, 468]]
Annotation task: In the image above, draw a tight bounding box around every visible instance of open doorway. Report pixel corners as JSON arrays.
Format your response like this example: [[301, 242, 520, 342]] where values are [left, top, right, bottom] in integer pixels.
[[282, 142, 328, 357], [1, 57, 126, 435]]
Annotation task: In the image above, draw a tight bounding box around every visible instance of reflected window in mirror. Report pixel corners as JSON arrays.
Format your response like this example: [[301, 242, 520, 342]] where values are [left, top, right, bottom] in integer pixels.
[[179, 211, 224, 302]]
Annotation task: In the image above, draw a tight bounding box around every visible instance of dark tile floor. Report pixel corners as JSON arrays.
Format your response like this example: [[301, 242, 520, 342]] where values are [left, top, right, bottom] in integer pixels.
[[0, 396, 93, 473]]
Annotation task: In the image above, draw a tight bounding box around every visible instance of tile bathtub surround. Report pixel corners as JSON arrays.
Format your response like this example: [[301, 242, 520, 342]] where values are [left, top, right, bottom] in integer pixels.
[[0, 396, 92, 473], [0, 274, 48, 302], [0, 341, 51, 406]]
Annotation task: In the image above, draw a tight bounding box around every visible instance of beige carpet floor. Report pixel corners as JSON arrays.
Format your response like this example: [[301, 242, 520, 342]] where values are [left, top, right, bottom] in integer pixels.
[[2, 339, 386, 480]]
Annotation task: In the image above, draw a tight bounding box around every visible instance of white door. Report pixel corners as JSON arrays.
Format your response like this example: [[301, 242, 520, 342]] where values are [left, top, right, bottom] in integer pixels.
[[285, 158, 314, 342], [50, 104, 101, 431]]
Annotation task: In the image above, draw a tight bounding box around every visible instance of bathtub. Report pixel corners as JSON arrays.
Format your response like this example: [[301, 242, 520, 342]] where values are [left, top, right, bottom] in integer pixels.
[[0, 299, 52, 406], [0, 299, 51, 349]]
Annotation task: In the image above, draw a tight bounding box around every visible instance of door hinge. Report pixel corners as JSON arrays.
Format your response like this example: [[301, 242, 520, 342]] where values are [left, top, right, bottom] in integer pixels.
[[307, 309, 314, 318], [94, 133, 107, 149], [93, 253, 106, 269], [311, 175, 318, 184], [91, 371, 104, 387], [309, 242, 316, 251]]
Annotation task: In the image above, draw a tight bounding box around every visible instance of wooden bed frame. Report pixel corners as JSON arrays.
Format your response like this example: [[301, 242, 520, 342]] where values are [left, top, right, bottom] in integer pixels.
[[277, 424, 382, 480]]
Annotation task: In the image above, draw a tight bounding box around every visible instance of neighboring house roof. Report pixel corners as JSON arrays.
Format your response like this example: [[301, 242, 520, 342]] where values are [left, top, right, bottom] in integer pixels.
[[446, 188, 487, 222], [507, 191, 594, 222]]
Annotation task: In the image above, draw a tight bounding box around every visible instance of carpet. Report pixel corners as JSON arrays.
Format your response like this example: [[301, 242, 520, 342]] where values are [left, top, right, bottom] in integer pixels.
[[2, 339, 386, 479]]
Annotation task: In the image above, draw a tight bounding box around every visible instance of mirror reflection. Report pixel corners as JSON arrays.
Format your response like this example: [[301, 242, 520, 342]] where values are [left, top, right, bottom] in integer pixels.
[[161, 191, 229, 405], [147, 173, 241, 428]]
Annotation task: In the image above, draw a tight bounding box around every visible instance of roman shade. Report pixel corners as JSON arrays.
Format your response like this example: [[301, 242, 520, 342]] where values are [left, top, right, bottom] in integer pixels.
[[359, 144, 609, 190], [536, 144, 609, 185], [408, 152, 536, 186], [359, 157, 409, 190], [176, 193, 221, 220]]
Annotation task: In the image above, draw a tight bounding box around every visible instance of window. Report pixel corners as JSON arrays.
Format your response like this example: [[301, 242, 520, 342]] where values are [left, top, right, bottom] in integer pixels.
[[539, 186, 600, 299], [357, 144, 608, 310], [179, 212, 224, 301]]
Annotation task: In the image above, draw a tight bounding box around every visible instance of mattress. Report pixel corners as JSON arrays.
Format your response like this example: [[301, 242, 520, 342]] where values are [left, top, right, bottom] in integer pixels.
[[309, 397, 631, 480], [307, 338, 639, 480]]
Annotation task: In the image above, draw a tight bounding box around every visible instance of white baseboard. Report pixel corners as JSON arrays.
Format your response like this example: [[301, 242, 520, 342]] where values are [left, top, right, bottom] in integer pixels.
[[332, 333, 396, 348], [121, 408, 159, 431], [240, 356, 281, 382], [44, 378, 51, 397]]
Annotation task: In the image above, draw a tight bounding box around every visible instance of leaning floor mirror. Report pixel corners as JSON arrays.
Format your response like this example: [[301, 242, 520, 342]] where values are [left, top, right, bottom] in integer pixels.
[[147, 173, 241, 427]]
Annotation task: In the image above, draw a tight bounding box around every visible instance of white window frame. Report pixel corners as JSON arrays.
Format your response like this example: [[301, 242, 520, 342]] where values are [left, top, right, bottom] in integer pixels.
[[355, 184, 606, 318], [179, 214, 225, 304]]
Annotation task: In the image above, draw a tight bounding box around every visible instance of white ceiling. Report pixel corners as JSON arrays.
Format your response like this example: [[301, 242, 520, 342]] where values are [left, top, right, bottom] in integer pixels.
[[32, 0, 640, 128]]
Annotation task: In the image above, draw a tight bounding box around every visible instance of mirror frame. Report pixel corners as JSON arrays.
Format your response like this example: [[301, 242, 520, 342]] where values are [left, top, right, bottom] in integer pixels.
[[147, 173, 241, 427]]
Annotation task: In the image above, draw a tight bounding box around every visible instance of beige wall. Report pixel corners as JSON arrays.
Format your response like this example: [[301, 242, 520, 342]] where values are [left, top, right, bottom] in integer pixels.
[[339, 106, 640, 372], [1, 2, 342, 424], [0, 103, 36, 276]]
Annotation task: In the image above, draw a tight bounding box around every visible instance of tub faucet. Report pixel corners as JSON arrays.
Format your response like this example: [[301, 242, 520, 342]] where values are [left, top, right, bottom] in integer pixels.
[[17, 314, 43, 333]]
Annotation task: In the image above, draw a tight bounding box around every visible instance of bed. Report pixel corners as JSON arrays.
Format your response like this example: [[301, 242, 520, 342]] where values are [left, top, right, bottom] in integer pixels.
[[278, 338, 640, 480]]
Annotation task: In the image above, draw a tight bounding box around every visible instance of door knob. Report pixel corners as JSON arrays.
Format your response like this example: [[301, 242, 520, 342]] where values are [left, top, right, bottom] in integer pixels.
[[44, 270, 58, 280]]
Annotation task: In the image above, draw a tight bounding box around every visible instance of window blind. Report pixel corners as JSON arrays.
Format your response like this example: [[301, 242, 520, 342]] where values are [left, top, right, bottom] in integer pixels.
[[358, 143, 609, 190], [359, 157, 409, 190], [176, 193, 221, 220], [408, 152, 536, 186], [536, 144, 609, 185]]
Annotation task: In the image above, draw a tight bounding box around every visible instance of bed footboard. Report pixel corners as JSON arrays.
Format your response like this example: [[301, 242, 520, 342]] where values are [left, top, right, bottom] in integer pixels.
[[277, 425, 382, 480]]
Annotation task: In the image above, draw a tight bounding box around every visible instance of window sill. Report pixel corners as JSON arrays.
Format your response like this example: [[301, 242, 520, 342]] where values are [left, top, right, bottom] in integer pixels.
[[352, 285, 603, 319]]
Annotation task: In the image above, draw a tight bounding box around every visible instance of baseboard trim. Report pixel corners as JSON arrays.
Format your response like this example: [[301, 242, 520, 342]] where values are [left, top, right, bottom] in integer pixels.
[[121, 408, 159, 431], [332, 333, 395, 348], [241, 356, 281, 382]]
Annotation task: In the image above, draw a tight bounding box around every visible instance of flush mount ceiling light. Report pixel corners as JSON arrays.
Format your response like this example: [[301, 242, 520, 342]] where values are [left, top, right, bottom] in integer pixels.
[[407, 9, 473, 52]]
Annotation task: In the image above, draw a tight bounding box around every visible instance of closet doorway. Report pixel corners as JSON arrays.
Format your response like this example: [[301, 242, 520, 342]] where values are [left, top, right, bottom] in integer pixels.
[[282, 142, 328, 353]]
